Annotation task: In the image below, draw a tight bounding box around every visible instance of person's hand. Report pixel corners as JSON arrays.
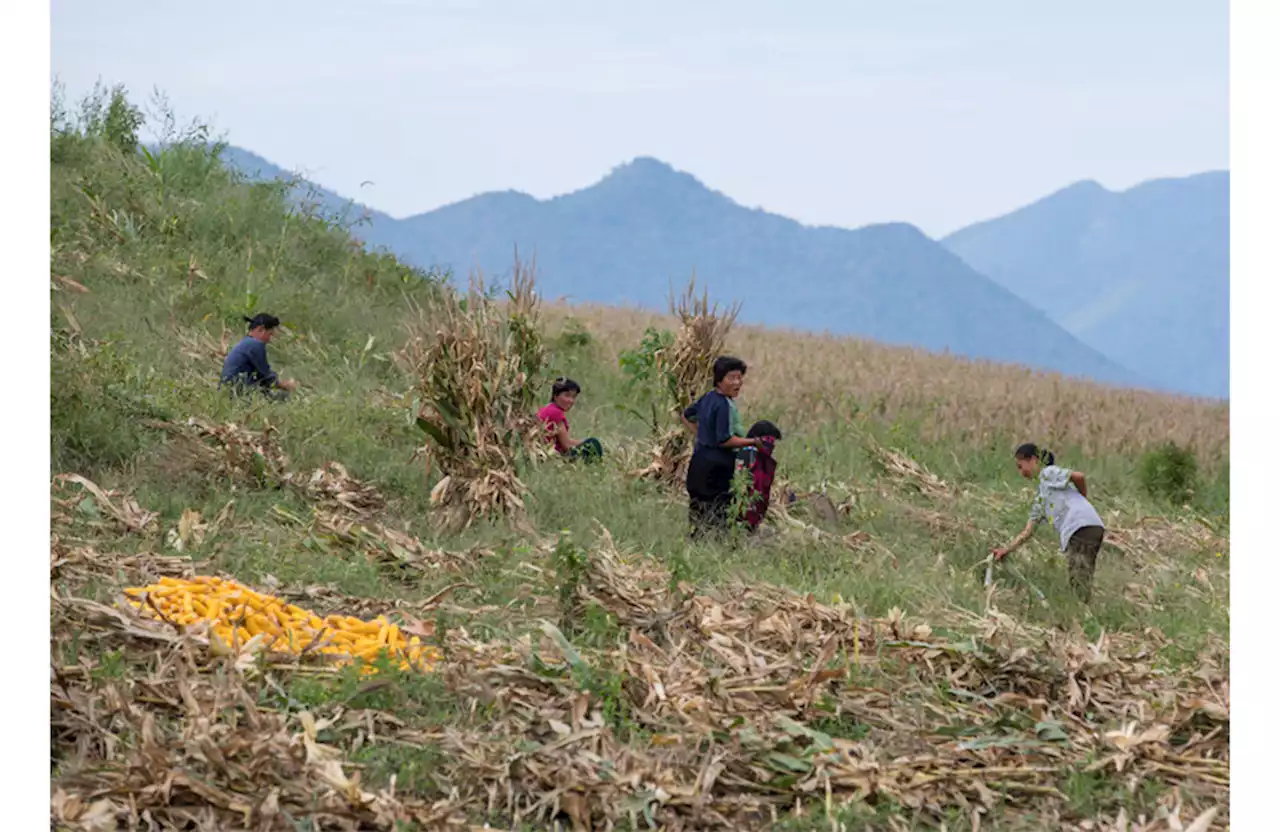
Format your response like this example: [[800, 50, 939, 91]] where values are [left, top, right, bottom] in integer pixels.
[[752, 437, 765, 449], [278, 378, 299, 392], [990, 547, 1010, 561]]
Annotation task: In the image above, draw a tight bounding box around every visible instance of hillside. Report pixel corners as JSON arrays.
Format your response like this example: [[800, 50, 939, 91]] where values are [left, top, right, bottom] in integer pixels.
[[943, 172, 1229, 399], [50, 90, 1230, 830], [222, 149, 1142, 389], [217, 145, 396, 228]]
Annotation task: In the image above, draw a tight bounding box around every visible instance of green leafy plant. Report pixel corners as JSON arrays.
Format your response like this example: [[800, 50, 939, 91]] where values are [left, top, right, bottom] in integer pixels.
[[1138, 441, 1199, 503], [549, 532, 589, 629], [556, 316, 594, 350], [619, 326, 676, 392]]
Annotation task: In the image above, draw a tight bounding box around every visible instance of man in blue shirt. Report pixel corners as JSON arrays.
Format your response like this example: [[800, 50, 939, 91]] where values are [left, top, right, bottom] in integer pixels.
[[681, 356, 763, 539], [219, 313, 298, 400]]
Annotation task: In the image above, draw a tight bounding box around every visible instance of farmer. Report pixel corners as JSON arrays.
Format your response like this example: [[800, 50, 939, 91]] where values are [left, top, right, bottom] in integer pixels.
[[682, 356, 763, 539], [537, 377, 603, 461], [991, 443, 1107, 602], [741, 420, 783, 532], [219, 313, 298, 401]]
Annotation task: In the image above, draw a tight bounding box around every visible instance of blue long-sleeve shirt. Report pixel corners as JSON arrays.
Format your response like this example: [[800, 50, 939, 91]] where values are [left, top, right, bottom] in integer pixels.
[[220, 336, 277, 388]]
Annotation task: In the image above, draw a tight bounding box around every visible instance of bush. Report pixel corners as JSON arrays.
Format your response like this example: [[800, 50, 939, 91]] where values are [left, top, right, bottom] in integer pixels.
[[556, 317, 594, 350], [1138, 442, 1198, 504]]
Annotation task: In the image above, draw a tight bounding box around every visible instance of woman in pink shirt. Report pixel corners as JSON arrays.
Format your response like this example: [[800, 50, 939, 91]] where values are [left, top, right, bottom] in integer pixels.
[[536, 378, 603, 461]]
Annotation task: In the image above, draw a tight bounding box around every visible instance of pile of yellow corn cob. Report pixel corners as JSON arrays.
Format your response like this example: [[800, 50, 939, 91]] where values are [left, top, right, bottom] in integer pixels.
[[124, 576, 439, 672]]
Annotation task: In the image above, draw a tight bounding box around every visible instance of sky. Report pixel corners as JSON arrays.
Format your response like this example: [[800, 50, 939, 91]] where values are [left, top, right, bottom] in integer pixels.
[[50, 0, 1228, 237]]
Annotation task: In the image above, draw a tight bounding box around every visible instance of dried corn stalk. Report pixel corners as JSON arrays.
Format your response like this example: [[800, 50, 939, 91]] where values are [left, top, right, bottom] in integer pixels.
[[290, 462, 386, 518], [148, 417, 291, 487], [402, 260, 547, 531], [872, 445, 951, 498], [633, 278, 740, 483], [421, 533, 1228, 829]]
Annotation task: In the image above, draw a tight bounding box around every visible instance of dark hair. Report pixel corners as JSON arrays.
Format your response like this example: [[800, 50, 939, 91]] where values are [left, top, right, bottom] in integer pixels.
[[747, 419, 782, 440], [244, 313, 280, 331], [713, 356, 748, 385], [551, 377, 581, 400], [1014, 443, 1055, 466]]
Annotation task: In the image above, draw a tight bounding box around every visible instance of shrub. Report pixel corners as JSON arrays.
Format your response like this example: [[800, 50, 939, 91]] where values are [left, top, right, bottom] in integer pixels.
[[1138, 441, 1198, 504], [556, 316, 594, 350], [618, 326, 675, 392]]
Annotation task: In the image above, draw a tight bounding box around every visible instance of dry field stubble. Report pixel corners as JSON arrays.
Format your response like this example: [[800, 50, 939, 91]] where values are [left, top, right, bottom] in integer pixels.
[[544, 304, 1229, 465]]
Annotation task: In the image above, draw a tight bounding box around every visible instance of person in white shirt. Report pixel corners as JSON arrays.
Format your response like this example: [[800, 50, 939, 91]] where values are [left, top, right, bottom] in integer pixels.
[[991, 443, 1107, 602]]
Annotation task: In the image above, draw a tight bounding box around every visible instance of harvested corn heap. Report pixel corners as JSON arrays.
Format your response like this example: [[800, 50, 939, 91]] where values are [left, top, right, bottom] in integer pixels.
[[124, 576, 440, 672]]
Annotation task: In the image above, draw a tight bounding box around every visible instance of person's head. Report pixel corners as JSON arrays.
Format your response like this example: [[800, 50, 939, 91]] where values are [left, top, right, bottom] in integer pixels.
[[713, 356, 748, 398], [1014, 443, 1055, 478], [244, 313, 281, 343], [747, 420, 782, 441], [551, 377, 581, 411]]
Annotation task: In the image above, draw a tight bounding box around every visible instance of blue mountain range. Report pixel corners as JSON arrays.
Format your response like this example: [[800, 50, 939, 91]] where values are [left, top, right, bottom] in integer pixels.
[[220, 146, 1227, 397]]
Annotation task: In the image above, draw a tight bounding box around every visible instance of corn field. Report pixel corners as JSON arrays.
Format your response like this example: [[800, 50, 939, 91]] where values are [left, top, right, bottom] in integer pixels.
[[546, 303, 1230, 465]]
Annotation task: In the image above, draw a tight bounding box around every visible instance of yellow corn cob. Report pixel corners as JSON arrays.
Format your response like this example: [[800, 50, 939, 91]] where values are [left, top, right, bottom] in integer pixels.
[[122, 576, 443, 675]]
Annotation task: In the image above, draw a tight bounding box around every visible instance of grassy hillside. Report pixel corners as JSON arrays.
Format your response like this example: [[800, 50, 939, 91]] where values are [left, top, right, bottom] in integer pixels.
[[50, 88, 1229, 831]]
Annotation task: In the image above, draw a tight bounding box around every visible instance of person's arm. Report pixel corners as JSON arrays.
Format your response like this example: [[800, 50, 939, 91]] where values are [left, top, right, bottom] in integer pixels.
[[992, 520, 1037, 561], [682, 403, 698, 432], [554, 421, 581, 449], [1069, 470, 1088, 498], [993, 495, 1046, 560]]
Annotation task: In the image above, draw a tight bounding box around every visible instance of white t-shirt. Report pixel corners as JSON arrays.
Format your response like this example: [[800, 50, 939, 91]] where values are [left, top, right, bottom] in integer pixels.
[[1029, 465, 1105, 551]]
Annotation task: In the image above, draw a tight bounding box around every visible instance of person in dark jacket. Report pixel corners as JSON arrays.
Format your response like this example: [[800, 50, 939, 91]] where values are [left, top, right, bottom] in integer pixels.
[[682, 356, 762, 539], [219, 313, 298, 400]]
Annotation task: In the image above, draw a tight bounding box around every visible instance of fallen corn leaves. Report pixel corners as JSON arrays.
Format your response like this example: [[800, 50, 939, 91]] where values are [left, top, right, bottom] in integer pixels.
[[124, 576, 441, 673]]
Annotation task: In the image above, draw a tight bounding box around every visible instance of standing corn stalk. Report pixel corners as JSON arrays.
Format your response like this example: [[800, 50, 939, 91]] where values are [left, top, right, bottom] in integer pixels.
[[402, 257, 547, 532], [633, 277, 740, 484], [505, 251, 545, 411]]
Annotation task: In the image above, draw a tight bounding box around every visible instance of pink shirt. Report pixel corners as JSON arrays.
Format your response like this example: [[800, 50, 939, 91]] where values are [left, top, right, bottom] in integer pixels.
[[536, 402, 569, 453]]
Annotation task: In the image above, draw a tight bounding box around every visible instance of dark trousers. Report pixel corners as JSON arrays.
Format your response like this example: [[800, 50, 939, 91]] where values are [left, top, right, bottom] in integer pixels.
[[1066, 526, 1106, 602], [687, 452, 734, 540], [221, 379, 289, 402], [568, 437, 603, 462]]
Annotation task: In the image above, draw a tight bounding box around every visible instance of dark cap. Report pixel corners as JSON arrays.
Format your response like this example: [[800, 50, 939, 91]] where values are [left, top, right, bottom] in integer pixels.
[[244, 313, 281, 330]]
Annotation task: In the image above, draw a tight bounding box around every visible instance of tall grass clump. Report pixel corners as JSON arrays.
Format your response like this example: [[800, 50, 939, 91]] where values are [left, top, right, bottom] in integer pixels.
[[1138, 441, 1199, 504], [632, 279, 740, 483], [403, 260, 547, 531]]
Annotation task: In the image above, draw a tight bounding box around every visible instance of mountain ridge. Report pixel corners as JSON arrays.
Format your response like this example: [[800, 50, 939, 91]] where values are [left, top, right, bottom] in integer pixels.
[[218, 146, 1183, 391], [943, 170, 1228, 398]]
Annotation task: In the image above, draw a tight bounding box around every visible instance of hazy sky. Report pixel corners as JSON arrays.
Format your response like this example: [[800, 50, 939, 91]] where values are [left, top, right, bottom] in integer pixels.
[[50, 0, 1227, 237]]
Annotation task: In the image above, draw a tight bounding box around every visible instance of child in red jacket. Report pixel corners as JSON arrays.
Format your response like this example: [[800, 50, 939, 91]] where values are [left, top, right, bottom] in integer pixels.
[[740, 420, 782, 531]]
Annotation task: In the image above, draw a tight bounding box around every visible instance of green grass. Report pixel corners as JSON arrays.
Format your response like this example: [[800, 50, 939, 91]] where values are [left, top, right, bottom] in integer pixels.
[[49, 86, 1229, 829]]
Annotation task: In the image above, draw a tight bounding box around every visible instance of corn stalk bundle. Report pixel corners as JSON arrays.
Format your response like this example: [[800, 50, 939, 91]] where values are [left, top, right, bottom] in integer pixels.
[[633, 278, 740, 484], [404, 262, 547, 532]]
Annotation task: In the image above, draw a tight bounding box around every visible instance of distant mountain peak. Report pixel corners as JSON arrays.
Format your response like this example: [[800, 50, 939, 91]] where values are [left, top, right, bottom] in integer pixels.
[[598, 156, 709, 192], [943, 171, 1229, 398], [609, 156, 682, 176], [1061, 179, 1108, 195]]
